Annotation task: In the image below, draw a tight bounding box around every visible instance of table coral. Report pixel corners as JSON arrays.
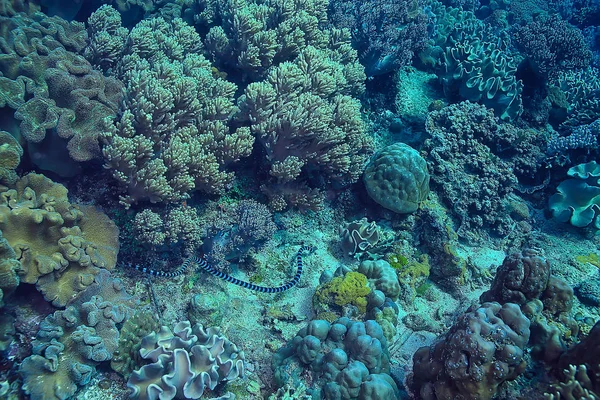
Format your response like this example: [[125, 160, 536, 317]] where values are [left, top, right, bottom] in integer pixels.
[[0, 173, 119, 306], [127, 320, 245, 400], [409, 302, 530, 400]]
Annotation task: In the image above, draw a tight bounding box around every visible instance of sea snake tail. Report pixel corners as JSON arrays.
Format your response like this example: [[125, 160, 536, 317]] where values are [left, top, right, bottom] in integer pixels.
[[134, 244, 316, 293]]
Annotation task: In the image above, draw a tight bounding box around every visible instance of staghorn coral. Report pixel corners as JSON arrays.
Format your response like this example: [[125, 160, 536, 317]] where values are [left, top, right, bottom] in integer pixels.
[[98, 15, 253, 206], [363, 143, 430, 214], [0, 173, 119, 306], [0, 131, 22, 187], [545, 364, 600, 400], [127, 320, 245, 400], [20, 269, 137, 400], [409, 302, 530, 400], [239, 44, 372, 210], [0, 11, 122, 174], [273, 317, 399, 399]]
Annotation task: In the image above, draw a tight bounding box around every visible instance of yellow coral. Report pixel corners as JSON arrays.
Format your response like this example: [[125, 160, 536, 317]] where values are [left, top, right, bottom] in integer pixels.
[[315, 271, 371, 313], [575, 253, 600, 268]]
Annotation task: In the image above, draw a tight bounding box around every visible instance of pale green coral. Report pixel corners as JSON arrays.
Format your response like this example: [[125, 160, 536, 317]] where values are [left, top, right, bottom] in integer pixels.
[[97, 15, 254, 206]]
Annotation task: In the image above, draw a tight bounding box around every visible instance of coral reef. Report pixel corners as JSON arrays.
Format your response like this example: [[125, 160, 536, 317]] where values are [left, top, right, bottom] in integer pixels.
[[0, 173, 119, 306], [424, 101, 543, 240], [95, 14, 254, 206], [549, 160, 600, 228], [273, 317, 399, 399], [127, 320, 245, 400], [339, 218, 383, 258], [20, 270, 137, 400], [328, 0, 429, 76], [513, 15, 592, 78], [363, 143, 430, 214], [409, 302, 530, 400]]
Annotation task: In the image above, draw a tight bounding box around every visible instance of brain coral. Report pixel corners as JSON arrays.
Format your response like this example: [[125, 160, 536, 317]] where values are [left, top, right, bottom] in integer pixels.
[[0, 173, 119, 306], [363, 143, 430, 214], [409, 302, 530, 400], [128, 320, 245, 400], [273, 317, 399, 399]]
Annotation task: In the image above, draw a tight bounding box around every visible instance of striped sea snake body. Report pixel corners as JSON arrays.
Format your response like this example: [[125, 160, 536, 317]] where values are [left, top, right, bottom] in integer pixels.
[[135, 244, 316, 293]]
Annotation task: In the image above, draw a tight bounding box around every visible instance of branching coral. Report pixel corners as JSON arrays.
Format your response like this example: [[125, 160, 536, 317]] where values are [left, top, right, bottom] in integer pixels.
[[0, 173, 119, 306], [424, 101, 543, 240], [238, 44, 371, 210], [96, 14, 254, 206], [127, 320, 245, 400]]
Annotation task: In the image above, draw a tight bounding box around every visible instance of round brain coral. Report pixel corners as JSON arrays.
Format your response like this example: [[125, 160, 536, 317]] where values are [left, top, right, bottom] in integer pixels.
[[363, 143, 430, 214]]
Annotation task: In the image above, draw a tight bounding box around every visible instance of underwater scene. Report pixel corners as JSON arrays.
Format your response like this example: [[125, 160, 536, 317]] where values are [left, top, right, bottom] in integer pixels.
[[1, 0, 600, 398]]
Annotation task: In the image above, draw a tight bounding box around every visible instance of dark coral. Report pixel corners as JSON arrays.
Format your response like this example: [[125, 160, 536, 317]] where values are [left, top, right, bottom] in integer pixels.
[[513, 15, 592, 79], [409, 302, 530, 400], [328, 0, 429, 76], [480, 248, 551, 305]]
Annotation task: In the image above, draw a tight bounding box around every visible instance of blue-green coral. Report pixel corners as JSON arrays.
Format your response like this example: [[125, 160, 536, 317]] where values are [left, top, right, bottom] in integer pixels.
[[549, 161, 600, 228]]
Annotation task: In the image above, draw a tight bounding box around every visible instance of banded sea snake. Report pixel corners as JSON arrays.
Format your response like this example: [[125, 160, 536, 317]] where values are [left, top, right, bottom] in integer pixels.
[[134, 244, 316, 293]]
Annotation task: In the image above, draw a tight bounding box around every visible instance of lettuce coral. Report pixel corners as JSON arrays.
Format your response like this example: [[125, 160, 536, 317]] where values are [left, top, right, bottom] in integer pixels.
[[0, 12, 122, 175], [0, 173, 119, 306]]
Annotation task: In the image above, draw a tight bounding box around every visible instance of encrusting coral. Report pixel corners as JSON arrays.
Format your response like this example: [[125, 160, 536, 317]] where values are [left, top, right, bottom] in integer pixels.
[[0, 173, 119, 306], [127, 320, 245, 400]]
